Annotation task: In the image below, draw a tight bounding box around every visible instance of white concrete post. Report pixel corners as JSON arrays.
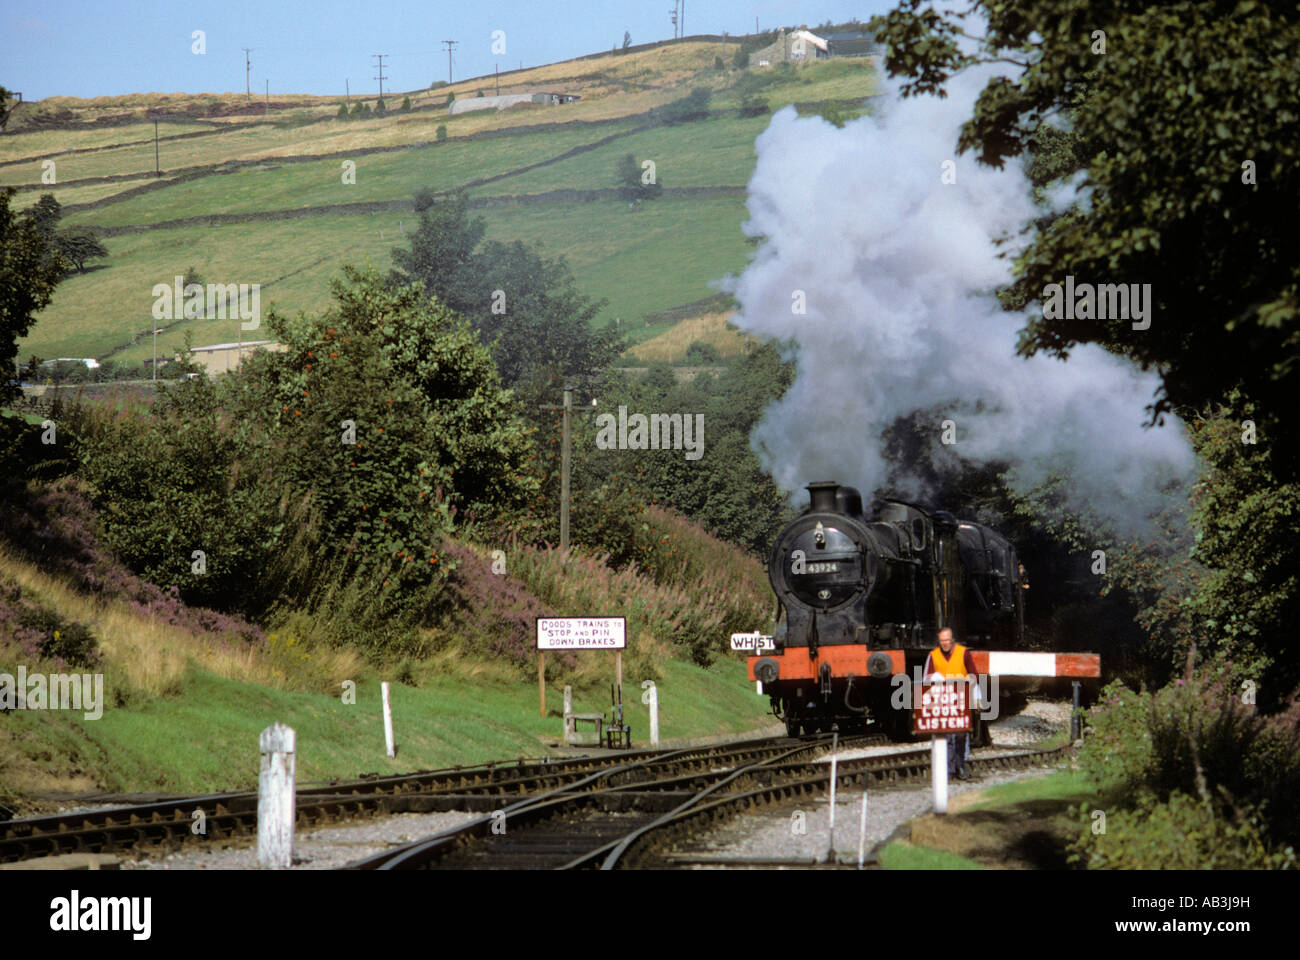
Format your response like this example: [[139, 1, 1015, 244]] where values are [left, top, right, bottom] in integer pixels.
[[648, 682, 659, 746], [931, 735, 948, 814], [856, 791, 869, 869], [563, 685, 574, 744], [826, 749, 838, 862], [381, 681, 395, 758], [756, 680, 763, 695], [258, 722, 295, 869]]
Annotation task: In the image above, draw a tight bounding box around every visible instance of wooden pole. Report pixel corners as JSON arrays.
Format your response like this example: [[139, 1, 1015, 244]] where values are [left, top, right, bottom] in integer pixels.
[[615, 650, 622, 701], [257, 722, 295, 869], [560, 385, 571, 555], [381, 681, 395, 757], [563, 684, 573, 744], [646, 681, 659, 746], [538, 651, 546, 717]]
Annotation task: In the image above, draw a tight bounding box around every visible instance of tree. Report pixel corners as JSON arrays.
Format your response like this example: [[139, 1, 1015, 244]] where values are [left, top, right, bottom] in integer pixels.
[[349, 102, 364, 117], [337, 103, 349, 118], [714, 55, 725, 70], [656, 86, 711, 124], [435, 124, 448, 141], [389, 191, 622, 386], [0, 85, 16, 132], [401, 95, 411, 112], [0, 189, 67, 399], [445, 91, 455, 107], [615, 153, 663, 203], [375, 98, 386, 115], [57, 229, 108, 273], [623, 31, 632, 52], [869, 0, 1300, 699]]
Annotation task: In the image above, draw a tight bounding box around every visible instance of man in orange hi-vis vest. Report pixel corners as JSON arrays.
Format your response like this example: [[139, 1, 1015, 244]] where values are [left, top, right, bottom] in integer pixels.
[[924, 627, 981, 780]]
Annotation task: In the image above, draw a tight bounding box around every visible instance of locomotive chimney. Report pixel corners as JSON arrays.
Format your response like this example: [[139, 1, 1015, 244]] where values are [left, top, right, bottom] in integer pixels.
[[806, 481, 840, 512]]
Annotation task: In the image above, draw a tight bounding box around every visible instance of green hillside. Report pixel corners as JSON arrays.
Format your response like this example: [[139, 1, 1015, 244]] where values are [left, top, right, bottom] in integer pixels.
[[4, 43, 877, 364]]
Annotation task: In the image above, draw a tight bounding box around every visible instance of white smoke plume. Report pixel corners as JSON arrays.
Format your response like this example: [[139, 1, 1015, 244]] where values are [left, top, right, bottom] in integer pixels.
[[727, 67, 1198, 533]]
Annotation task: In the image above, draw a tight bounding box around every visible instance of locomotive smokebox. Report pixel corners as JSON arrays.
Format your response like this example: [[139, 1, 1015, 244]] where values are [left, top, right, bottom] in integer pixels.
[[807, 481, 840, 512]]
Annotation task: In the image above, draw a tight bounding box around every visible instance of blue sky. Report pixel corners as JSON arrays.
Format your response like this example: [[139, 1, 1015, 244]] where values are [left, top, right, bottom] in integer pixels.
[[3, 1, 897, 101]]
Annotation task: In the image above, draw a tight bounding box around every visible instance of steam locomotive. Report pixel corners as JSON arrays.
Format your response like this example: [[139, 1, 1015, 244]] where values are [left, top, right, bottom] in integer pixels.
[[750, 481, 1027, 741]]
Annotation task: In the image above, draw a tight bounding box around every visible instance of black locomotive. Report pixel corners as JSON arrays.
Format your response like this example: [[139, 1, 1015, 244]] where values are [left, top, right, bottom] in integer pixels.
[[750, 481, 1027, 739]]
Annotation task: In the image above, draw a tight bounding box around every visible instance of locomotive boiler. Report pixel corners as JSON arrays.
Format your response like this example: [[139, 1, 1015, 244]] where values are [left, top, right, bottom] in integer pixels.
[[750, 481, 1027, 740]]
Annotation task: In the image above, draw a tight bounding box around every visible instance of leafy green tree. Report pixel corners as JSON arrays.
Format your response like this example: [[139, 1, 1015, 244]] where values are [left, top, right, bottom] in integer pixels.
[[817, 101, 850, 128], [375, 98, 386, 115], [435, 123, 448, 141], [390, 191, 622, 385], [0, 85, 16, 132], [56, 229, 108, 273], [657, 87, 711, 124], [615, 153, 663, 203], [0, 188, 66, 402], [350, 102, 364, 117], [401, 95, 411, 112], [869, 0, 1300, 699]]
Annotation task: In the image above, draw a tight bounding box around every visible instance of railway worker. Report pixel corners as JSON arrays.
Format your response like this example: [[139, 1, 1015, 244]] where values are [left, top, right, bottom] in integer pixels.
[[924, 628, 980, 780]]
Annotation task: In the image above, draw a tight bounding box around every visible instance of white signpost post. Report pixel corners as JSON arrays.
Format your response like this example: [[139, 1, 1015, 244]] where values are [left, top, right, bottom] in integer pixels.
[[731, 632, 774, 695], [912, 680, 971, 815]]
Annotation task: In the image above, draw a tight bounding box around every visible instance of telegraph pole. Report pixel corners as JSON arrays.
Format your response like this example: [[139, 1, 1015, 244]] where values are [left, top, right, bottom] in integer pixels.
[[561, 384, 572, 554], [153, 118, 159, 176], [441, 40, 457, 84], [537, 385, 577, 560], [243, 48, 252, 99], [495, 63, 500, 94], [372, 54, 387, 99], [265, 79, 269, 115]]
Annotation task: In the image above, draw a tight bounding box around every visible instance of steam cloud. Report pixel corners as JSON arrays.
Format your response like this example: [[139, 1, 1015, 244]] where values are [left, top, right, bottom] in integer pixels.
[[727, 67, 1197, 533]]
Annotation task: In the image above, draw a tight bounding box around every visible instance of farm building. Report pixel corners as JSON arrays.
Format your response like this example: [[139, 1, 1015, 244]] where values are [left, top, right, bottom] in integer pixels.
[[825, 32, 878, 57], [750, 29, 829, 66], [448, 91, 580, 115], [186, 340, 285, 375]]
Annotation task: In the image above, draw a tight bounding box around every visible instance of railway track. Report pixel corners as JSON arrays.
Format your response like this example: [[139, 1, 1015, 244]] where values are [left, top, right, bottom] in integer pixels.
[[0, 732, 888, 864], [346, 742, 1071, 870]]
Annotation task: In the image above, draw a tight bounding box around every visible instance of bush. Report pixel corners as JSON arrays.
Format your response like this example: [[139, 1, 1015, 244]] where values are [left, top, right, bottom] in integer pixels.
[[1070, 791, 1295, 870], [683, 340, 720, 365], [337, 103, 349, 118], [435, 124, 448, 141], [738, 95, 769, 117], [714, 56, 725, 70], [375, 99, 386, 115], [401, 95, 411, 112], [657, 87, 711, 124], [16, 605, 101, 667], [1081, 661, 1300, 853], [350, 102, 364, 117]]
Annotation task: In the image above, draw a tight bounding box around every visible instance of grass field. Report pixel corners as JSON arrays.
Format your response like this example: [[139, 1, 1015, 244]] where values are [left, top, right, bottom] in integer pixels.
[[8, 45, 875, 364], [30, 193, 754, 363], [58, 122, 642, 227]]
